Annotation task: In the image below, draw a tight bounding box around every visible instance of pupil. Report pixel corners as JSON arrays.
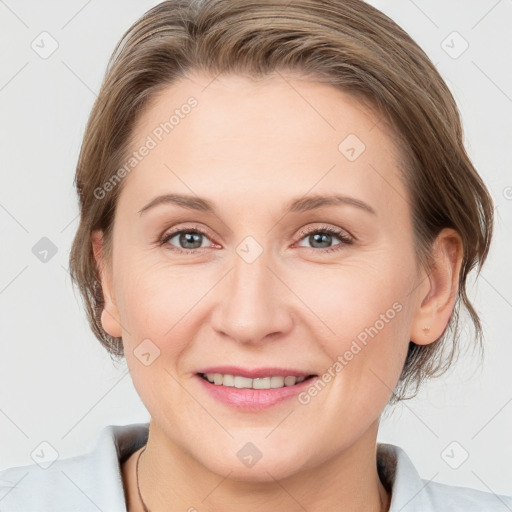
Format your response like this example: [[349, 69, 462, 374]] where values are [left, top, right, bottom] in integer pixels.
[[311, 233, 331, 248], [180, 232, 202, 249]]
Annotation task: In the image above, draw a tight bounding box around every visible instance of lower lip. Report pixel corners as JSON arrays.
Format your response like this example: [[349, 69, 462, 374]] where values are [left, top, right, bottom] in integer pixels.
[[196, 374, 317, 411]]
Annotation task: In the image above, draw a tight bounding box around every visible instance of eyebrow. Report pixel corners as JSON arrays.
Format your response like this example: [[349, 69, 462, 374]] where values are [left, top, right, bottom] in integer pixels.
[[138, 192, 377, 216]]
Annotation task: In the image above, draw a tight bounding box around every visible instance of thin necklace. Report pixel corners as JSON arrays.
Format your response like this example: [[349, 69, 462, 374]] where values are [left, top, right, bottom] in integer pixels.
[[135, 445, 389, 512], [136, 445, 151, 512]]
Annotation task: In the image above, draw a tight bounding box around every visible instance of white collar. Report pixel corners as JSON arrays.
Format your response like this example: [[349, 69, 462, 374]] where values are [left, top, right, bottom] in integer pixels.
[[1, 422, 510, 511]]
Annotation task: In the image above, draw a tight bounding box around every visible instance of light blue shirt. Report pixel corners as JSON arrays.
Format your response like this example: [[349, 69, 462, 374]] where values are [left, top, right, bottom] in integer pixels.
[[0, 422, 510, 511]]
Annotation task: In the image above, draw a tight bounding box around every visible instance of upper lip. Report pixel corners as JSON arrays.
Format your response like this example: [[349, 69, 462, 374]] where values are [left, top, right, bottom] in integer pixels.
[[196, 366, 316, 379]]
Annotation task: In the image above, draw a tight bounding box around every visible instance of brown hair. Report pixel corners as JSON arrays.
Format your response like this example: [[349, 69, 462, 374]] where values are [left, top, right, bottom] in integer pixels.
[[68, 0, 493, 403]]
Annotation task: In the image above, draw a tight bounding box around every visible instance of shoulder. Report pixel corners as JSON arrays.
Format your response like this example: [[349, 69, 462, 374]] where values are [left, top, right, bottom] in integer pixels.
[[0, 422, 149, 512], [377, 443, 512, 512], [0, 451, 92, 511], [423, 479, 512, 511]]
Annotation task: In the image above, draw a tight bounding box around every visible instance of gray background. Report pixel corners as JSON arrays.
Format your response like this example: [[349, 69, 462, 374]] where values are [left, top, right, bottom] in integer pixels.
[[1, 0, 511, 496]]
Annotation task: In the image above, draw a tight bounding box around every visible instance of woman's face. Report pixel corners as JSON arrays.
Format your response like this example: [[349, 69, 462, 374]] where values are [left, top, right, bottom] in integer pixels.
[[96, 72, 431, 480]]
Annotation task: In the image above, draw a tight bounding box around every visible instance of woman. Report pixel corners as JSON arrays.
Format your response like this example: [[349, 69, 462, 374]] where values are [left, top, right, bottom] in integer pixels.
[[1, 0, 510, 510]]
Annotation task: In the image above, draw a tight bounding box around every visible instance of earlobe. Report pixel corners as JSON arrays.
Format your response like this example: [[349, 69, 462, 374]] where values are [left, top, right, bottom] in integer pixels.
[[91, 230, 123, 338], [410, 228, 463, 346], [100, 308, 123, 339]]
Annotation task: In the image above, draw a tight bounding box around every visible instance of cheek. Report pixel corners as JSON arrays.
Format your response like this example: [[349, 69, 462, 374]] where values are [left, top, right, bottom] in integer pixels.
[[296, 255, 414, 341], [295, 253, 415, 396], [114, 258, 217, 345], [116, 261, 212, 410]]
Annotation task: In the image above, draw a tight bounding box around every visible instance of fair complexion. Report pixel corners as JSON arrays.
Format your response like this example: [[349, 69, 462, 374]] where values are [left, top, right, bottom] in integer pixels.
[[92, 72, 462, 512]]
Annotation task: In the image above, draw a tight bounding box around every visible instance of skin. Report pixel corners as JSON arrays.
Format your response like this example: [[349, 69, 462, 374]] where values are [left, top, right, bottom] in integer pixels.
[[92, 71, 463, 512]]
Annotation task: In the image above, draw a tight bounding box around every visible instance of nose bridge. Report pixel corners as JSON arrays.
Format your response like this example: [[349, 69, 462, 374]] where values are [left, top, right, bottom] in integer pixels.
[[212, 240, 292, 344]]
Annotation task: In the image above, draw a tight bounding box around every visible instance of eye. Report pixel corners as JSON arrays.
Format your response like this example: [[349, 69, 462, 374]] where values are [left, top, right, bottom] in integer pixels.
[[158, 223, 353, 254], [295, 225, 353, 253], [159, 226, 215, 253]]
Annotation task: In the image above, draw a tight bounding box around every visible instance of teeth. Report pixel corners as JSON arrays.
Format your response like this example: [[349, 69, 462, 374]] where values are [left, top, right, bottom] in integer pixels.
[[221, 374, 234, 387], [270, 376, 284, 388], [202, 373, 308, 389], [234, 376, 253, 388], [253, 377, 271, 389], [284, 376, 297, 386]]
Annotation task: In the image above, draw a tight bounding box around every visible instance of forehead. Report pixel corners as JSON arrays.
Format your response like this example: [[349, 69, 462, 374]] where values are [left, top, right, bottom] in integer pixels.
[[119, 71, 408, 217]]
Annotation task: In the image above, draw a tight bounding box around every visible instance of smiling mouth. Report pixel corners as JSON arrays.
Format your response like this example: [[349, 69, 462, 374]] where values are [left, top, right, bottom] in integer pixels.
[[198, 372, 317, 389]]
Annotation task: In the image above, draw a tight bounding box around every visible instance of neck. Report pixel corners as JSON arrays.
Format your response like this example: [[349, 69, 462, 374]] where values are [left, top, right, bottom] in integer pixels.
[[133, 418, 389, 512]]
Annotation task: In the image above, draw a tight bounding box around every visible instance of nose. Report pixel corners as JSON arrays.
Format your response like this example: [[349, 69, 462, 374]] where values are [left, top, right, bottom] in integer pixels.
[[210, 247, 294, 346]]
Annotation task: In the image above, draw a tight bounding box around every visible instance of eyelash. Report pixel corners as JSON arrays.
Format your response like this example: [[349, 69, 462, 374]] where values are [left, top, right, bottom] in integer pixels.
[[158, 224, 353, 255]]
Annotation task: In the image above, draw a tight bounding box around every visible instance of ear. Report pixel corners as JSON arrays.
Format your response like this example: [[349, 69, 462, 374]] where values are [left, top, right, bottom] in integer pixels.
[[91, 230, 122, 338], [410, 228, 463, 345]]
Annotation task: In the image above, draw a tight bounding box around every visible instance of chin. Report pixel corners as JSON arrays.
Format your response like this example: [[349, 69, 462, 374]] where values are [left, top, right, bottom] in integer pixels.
[[196, 443, 313, 483], [216, 460, 305, 483]]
